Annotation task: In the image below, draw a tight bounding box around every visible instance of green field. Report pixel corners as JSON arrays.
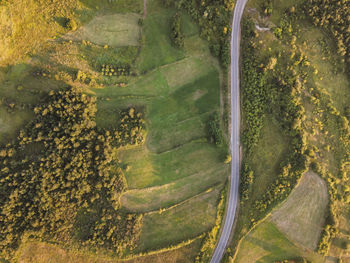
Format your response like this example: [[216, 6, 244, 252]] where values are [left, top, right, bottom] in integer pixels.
[[137, 188, 220, 251], [16, 239, 201, 263], [248, 115, 289, 200], [235, 172, 328, 262], [235, 221, 324, 263], [270, 172, 328, 250]]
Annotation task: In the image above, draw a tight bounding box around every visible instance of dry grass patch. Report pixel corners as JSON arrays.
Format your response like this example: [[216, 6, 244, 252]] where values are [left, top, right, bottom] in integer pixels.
[[66, 13, 141, 47], [15, 239, 200, 263], [270, 172, 328, 250]]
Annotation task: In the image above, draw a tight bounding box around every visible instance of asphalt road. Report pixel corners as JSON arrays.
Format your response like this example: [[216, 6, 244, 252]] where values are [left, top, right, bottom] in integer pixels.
[[210, 0, 248, 262]]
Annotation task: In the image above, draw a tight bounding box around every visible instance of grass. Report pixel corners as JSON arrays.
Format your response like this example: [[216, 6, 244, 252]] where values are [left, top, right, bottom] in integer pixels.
[[248, 115, 289, 201], [15, 239, 201, 263], [234, 221, 324, 263], [65, 13, 141, 47], [121, 165, 227, 212], [270, 172, 329, 250], [136, 2, 185, 72], [159, 56, 214, 90], [299, 26, 350, 117], [136, 188, 220, 252], [118, 142, 223, 188]]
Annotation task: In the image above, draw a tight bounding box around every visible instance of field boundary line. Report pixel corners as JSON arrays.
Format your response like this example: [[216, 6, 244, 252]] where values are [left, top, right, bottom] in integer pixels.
[[144, 184, 223, 215]]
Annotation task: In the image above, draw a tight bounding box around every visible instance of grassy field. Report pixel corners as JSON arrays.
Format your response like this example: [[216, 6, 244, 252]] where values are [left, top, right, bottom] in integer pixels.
[[65, 13, 141, 47], [137, 188, 220, 252], [270, 172, 328, 250], [15, 239, 201, 263], [248, 115, 289, 200], [136, 6, 185, 72], [234, 221, 324, 263], [234, 172, 328, 262], [121, 165, 227, 212]]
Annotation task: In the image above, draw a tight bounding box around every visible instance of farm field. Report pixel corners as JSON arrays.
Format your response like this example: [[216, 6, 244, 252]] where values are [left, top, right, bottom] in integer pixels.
[[0, 0, 228, 261], [15, 239, 201, 263], [235, 172, 327, 263], [234, 221, 324, 263]]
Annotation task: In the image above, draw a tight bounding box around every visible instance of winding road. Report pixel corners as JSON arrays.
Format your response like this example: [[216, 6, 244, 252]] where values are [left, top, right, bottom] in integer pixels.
[[210, 0, 248, 262]]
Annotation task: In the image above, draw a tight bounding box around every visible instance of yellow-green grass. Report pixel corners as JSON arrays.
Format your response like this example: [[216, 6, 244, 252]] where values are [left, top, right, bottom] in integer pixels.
[[136, 188, 220, 252], [121, 165, 227, 212], [270, 172, 328, 250], [147, 71, 220, 152], [0, 63, 66, 143], [118, 142, 222, 188], [0, 0, 144, 65], [0, 108, 33, 143], [299, 26, 350, 116], [0, 0, 226, 259], [234, 221, 324, 263], [79, 0, 143, 15], [159, 56, 214, 90], [66, 13, 141, 47], [0, 0, 80, 65], [15, 239, 201, 263], [249, 115, 289, 200], [95, 55, 214, 99], [136, 0, 185, 72]]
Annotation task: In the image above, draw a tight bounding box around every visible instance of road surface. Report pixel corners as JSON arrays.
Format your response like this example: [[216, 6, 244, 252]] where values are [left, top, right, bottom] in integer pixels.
[[210, 0, 248, 262]]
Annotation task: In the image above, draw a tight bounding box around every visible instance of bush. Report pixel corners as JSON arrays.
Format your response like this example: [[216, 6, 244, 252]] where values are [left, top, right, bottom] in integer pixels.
[[171, 12, 184, 48], [207, 112, 224, 146], [65, 18, 78, 31]]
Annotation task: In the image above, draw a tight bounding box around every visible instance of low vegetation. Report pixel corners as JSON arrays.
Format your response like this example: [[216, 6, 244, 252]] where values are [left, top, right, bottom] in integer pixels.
[[234, 221, 323, 263]]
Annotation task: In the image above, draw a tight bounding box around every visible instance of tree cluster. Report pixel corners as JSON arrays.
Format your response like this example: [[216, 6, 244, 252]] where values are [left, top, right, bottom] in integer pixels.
[[164, 0, 235, 68], [241, 19, 268, 153], [171, 12, 184, 48], [101, 64, 132, 77], [0, 87, 143, 259], [207, 112, 224, 146], [305, 0, 350, 73], [114, 107, 145, 148], [239, 163, 254, 202], [239, 18, 309, 222]]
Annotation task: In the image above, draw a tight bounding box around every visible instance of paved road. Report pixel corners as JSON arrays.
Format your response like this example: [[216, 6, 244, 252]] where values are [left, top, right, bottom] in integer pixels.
[[210, 0, 248, 262]]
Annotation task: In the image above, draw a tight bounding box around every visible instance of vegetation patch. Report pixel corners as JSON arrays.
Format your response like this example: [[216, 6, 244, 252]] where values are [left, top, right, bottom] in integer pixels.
[[234, 221, 323, 263], [0, 88, 143, 259], [137, 188, 220, 252], [65, 13, 141, 47], [121, 165, 228, 212], [15, 238, 201, 263], [136, 3, 185, 72], [270, 172, 328, 250]]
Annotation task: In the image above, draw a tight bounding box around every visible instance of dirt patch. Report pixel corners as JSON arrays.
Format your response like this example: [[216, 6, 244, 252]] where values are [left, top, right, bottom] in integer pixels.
[[269, 171, 328, 250], [193, 89, 207, 100]]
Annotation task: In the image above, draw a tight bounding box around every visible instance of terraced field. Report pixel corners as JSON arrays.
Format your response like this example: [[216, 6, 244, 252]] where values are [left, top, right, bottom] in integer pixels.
[[94, 0, 228, 251], [2, 0, 228, 260]]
